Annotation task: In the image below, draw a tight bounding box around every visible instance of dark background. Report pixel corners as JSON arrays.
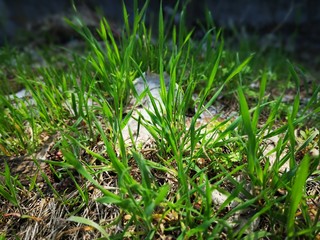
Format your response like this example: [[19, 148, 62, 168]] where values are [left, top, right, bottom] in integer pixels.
[[0, 0, 319, 68], [1, 0, 319, 39]]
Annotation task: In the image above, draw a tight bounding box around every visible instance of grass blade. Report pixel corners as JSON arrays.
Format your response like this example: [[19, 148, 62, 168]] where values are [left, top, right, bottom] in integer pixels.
[[67, 216, 109, 238], [286, 155, 310, 237]]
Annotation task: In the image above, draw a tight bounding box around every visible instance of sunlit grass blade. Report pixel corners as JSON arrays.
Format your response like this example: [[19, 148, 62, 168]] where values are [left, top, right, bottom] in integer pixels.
[[252, 70, 267, 130], [0, 162, 20, 207], [242, 231, 272, 240], [238, 86, 263, 184], [201, 40, 223, 103], [60, 138, 122, 202], [132, 151, 152, 190], [67, 216, 109, 239], [286, 155, 310, 237], [226, 54, 254, 83]]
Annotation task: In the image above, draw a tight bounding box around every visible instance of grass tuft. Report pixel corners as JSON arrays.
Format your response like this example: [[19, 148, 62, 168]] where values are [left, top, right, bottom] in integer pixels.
[[0, 1, 319, 239]]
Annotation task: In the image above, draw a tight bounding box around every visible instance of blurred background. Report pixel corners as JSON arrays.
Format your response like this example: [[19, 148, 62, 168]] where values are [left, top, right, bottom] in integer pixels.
[[0, 0, 319, 68]]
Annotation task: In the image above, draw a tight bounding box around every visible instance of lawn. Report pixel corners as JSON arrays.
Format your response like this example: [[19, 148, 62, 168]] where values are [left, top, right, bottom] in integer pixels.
[[0, 2, 319, 239]]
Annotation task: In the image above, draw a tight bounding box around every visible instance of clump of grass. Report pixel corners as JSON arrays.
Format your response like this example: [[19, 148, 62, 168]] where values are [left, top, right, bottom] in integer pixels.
[[0, 1, 319, 239]]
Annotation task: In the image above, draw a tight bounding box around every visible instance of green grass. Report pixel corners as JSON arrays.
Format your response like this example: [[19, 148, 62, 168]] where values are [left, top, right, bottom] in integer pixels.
[[0, 1, 319, 239]]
